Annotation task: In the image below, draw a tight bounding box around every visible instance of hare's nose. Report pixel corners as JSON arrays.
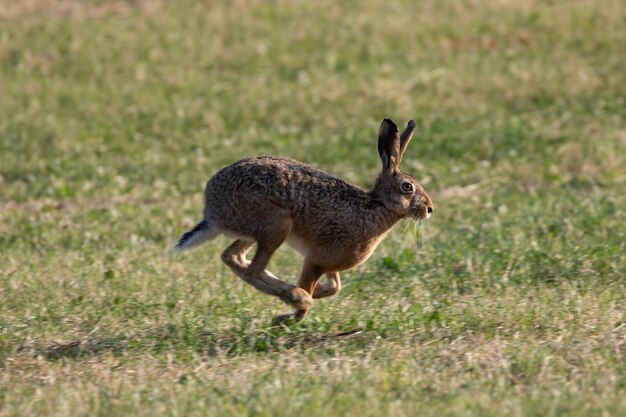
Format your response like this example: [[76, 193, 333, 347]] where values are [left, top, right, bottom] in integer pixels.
[[427, 206, 433, 214]]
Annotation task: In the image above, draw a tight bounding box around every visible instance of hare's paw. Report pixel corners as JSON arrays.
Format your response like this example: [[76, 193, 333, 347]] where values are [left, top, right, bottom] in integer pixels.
[[271, 308, 309, 327], [288, 287, 313, 310], [271, 312, 298, 327]]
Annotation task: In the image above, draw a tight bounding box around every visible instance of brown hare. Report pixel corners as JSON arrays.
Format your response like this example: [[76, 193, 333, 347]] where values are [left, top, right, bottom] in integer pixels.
[[173, 119, 433, 325]]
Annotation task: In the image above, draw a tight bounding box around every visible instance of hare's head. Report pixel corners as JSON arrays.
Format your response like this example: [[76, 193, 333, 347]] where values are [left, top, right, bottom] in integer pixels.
[[373, 119, 433, 221]]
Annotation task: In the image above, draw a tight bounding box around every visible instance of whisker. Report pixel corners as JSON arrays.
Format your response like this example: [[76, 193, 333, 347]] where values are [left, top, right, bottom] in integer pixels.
[[424, 219, 436, 240], [415, 221, 423, 252], [391, 219, 411, 255], [390, 215, 436, 258], [412, 217, 436, 253]]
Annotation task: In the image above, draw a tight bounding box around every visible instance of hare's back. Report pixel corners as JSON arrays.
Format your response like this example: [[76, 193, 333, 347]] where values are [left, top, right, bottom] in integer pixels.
[[205, 155, 368, 214], [210, 155, 357, 194]]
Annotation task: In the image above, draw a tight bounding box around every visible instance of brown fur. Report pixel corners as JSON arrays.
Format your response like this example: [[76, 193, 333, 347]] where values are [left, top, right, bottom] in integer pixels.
[[174, 119, 433, 325]]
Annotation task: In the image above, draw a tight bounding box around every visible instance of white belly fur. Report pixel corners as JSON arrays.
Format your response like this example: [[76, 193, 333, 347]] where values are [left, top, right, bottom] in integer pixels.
[[285, 233, 313, 257]]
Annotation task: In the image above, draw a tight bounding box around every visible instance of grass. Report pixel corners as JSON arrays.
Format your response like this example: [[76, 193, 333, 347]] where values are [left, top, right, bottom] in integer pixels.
[[1, 0, 625, 415]]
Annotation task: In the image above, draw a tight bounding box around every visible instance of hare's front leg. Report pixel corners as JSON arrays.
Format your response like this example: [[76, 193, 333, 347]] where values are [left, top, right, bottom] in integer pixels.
[[272, 260, 325, 326], [313, 272, 341, 299], [272, 270, 341, 326]]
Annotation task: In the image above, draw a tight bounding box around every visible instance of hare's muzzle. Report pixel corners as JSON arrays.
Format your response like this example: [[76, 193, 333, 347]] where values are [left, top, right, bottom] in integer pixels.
[[416, 197, 433, 220]]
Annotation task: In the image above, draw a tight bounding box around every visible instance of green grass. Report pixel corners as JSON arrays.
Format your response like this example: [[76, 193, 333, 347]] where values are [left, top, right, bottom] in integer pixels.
[[1, 0, 625, 416]]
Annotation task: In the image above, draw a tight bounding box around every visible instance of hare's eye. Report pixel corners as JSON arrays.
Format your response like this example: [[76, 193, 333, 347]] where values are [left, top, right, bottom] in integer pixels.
[[401, 183, 413, 193]]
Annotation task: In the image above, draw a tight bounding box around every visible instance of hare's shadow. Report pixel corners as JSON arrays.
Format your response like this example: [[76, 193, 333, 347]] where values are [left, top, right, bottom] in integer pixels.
[[40, 324, 370, 360]]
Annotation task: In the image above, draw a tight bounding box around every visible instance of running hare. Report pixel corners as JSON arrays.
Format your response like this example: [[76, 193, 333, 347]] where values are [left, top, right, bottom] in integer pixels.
[[173, 119, 433, 325]]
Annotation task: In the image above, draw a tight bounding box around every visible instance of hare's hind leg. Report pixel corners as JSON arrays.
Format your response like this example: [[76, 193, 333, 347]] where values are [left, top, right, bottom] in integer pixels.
[[220, 222, 313, 313], [221, 238, 254, 267]]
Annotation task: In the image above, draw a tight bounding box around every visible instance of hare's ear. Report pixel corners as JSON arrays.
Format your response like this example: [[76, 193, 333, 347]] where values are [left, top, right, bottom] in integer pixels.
[[377, 119, 400, 173], [398, 120, 416, 163]]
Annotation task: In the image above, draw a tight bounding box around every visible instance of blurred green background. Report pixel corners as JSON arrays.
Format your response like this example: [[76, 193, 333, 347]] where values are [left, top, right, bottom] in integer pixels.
[[1, 1, 625, 416]]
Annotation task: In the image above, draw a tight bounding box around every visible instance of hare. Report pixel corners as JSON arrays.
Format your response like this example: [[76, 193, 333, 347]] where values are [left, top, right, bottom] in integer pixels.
[[173, 119, 433, 325]]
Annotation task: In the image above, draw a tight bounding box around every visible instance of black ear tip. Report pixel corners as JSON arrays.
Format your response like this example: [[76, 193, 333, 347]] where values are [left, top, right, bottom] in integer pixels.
[[407, 120, 416, 127], [381, 118, 398, 131]]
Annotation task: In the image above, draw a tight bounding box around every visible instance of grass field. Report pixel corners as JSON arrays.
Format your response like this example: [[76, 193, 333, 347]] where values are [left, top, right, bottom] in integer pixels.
[[1, 0, 625, 415]]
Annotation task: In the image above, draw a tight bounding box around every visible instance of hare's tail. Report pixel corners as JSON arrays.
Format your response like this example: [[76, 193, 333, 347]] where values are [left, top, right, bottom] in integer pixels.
[[172, 220, 218, 252]]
